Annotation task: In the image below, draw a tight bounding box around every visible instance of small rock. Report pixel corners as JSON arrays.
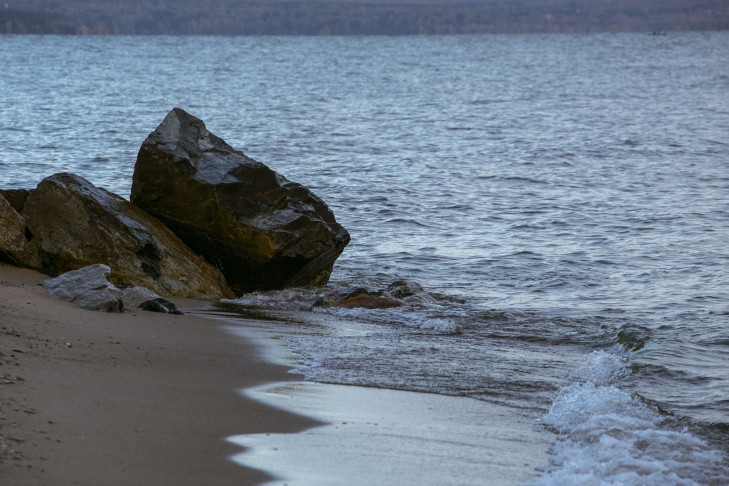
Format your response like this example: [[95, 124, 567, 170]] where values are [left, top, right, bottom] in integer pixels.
[[314, 280, 436, 309], [42, 264, 123, 312], [120, 286, 162, 309], [138, 298, 183, 315], [383, 280, 436, 304], [315, 286, 400, 309]]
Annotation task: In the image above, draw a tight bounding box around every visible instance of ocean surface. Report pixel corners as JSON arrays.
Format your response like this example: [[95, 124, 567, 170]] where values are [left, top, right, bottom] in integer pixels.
[[2, 32, 728, 484]]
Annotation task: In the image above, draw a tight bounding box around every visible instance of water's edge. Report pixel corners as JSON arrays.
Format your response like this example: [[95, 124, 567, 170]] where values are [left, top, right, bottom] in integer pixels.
[[199, 308, 555, 485]]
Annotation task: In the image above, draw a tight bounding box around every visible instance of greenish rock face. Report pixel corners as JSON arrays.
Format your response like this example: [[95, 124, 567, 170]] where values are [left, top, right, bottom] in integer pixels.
[[20, 172, 233, 299], [131, 108, 350, 295]]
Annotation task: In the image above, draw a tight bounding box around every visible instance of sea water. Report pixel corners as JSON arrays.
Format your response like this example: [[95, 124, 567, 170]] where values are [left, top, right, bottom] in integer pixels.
[[2, 32, 728, 484]]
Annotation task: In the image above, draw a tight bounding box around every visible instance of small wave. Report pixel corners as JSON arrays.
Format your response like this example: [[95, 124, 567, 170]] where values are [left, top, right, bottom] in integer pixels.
[[1, 126, 31, 133], [509, 223, 546, 231], [534, 351, 728, 485], [502, 176, 549, 185], [314, 305, 461, 335], [446, 126, 475, 131], [384, 217, 429, 227]]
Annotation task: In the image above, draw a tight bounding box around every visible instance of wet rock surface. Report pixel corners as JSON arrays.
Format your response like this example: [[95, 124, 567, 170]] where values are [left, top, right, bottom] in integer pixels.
[[19, 173, 233, 299], [131, 108, 350, 294], [0, 194, 41, 269], [314, 280, 436, 309]]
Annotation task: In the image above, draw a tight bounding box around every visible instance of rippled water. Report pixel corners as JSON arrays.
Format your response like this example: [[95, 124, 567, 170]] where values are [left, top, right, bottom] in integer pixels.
[[2, 32, 728, 483]]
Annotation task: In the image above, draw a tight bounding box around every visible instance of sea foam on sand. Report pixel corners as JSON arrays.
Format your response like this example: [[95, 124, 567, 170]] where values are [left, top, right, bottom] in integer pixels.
[[222, 322, 553, 485], [230, 382, 552, 486]]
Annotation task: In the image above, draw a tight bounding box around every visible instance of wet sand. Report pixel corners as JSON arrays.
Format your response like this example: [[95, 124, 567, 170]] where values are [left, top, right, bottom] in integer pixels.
[[0, 263, 552, 485], [232, 382, 551, 485]]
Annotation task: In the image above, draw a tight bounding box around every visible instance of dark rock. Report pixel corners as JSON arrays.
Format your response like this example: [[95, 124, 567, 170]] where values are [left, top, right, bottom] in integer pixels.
[[120, 284, 182, 314], [130, 108, 350, 294], [139, 298, 183, 315], [120, 285, 159, 308], [23, 173, 234, 299], [315, 280, 436, 309], [384, 280, 436, 304], [315, 286, 401, 309], [0, 194, 41, 268], [42, 264, 124, 312], [336, 292, 401, 309], [335, 286, 371, 300], [0, 189, 32, 214]]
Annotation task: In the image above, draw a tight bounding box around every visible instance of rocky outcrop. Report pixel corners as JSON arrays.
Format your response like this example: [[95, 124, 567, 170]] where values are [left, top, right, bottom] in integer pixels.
[[0, 194, 41, 268], [43, 264, 124, 312], [131, 108, 350, 294], [22, 173, 233, 299]]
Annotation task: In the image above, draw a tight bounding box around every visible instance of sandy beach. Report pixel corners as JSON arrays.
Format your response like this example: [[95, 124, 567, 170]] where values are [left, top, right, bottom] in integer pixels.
[[0, 262, 322, 485], [1, 262, 552, 485]]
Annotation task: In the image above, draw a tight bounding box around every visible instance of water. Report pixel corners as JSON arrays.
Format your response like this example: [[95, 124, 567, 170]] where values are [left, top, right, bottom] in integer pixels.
[[2, 32, 728, 483]]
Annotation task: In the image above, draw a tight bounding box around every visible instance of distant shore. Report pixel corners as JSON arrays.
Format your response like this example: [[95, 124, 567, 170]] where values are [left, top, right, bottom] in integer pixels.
[[2, 0, 728, 36]]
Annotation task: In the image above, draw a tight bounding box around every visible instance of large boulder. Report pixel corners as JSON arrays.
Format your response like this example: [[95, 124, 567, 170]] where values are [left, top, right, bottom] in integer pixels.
[[130, 108, 350, 294], [22, 173, 233, 299], [0, 194, 41, 268]]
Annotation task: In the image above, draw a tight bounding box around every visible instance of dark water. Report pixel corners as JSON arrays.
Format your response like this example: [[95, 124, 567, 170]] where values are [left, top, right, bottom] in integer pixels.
[[2, 33, 728, 483]]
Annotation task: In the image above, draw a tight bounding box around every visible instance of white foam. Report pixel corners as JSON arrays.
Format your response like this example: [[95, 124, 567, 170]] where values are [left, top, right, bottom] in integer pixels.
[[221, 288, 317, 310], [314, 305, 461, 334], [533, 351, 728, 486], [230, 382, 552, 486]]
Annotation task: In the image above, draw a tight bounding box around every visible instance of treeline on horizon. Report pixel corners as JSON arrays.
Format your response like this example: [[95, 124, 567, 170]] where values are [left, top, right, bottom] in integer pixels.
[[2, 0, 728, 35]]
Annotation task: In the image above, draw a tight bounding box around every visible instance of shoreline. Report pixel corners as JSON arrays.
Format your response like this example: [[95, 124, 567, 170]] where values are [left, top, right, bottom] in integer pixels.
[[213, 307, 554, 485], [0, 263, 321, 485], [232, 381, 552, 485], [1, 263, 553, 485]]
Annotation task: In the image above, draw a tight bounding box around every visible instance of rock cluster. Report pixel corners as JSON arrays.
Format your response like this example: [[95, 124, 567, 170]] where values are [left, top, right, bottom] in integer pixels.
[[1, 108, 349, 307], [42, 264, 124, 312], [43, 264, 182, 313], [26, 173, 232, 299]]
